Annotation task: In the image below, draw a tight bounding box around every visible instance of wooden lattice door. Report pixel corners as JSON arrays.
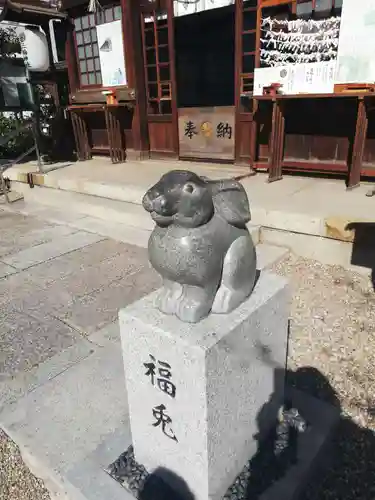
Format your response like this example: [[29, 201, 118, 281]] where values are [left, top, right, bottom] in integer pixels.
[[140, 1, 178, 157]]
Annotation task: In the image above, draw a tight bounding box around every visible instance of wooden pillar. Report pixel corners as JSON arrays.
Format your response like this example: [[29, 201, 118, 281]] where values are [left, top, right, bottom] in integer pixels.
[[166, 0, 179, 156], [120, 0, 149, 158], [64, 19, 79, 95], [268, 99, 285, 182], [347, 97, 368, 190], [234, 0, 243, 164]]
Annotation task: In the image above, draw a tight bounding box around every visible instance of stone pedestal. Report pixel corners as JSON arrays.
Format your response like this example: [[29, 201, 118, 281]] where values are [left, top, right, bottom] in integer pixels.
[[119, 272, 290, 500]]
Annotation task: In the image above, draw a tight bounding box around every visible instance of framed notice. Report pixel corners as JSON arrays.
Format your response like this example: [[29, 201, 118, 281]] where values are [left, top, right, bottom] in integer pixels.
[[254, 61, 336, 96], [253, 61, 336, 96], [335, 0, 375, 84], [96, 20, 127, 87]]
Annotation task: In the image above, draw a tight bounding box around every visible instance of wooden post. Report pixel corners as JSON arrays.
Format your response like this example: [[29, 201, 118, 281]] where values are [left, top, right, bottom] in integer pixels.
[[268, 99, 284, 182], [347, 97, 368, 189], [120, 0, 149, 158], [64, 19, 79, 96], [166, 0, 179, 157]]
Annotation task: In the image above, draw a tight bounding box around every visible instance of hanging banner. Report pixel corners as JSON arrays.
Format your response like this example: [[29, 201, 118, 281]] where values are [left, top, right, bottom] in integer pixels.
[[173, 0, 235, 18], [96, 20, 127, 87]]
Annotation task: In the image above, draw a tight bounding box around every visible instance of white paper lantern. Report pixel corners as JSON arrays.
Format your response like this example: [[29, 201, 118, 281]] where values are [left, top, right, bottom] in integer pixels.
[[19, 27, 50, 72]]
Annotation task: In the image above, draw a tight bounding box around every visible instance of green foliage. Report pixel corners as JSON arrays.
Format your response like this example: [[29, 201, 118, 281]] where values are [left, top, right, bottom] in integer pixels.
[[0, 25, 21, 58], [0, 113, 34, 160]]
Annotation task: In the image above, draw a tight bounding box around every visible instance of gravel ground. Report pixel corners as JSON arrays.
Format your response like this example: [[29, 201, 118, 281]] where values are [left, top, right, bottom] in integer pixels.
[[271, 255, 375, 500], [1, 254, 374, 500], [271, 255, 375, 429], [0, 429, 50, 500]]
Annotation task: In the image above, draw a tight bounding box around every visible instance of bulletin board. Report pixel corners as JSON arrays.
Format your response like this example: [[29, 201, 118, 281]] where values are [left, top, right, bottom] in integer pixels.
[[254, 15, 340, 95]]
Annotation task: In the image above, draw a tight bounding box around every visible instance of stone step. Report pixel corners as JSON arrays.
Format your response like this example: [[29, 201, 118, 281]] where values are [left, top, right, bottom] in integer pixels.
[[8, 181, 262, 245], [3, 189, 290, 271], [10, 181, 154, 230]]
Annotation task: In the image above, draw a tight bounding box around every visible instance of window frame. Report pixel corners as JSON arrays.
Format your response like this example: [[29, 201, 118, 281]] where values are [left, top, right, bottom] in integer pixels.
[[72, 4, 123, 90]]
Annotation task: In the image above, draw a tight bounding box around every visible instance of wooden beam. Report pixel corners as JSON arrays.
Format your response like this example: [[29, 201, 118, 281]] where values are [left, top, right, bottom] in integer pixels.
[[347, 98, 369, 189]]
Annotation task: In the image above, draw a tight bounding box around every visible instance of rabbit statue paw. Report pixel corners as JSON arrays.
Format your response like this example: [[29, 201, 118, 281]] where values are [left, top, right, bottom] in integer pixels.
[[155, 280, 183, 315], [175, 284, 217, 323], [142, 170, 257, 323]]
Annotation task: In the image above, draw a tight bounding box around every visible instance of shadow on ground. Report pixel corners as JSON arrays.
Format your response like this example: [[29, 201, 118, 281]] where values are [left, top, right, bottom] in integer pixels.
[[139, 467, 195, 500], [346, 222, 375, 291], [294, 367, 375, 500], [137, 366, 375, 500]]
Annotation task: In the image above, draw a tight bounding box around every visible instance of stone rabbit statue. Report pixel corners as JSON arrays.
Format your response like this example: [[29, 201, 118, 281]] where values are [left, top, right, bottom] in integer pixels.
[[142, 170, 257, 323]]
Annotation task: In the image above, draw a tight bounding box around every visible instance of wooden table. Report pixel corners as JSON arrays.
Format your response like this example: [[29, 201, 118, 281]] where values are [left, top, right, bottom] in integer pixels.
[[68, 103, 128, 164], [255, 92, 375, 188]]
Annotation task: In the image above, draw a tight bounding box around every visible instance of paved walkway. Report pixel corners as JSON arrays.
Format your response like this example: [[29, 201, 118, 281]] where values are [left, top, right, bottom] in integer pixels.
[[0, 209, 160, 380]]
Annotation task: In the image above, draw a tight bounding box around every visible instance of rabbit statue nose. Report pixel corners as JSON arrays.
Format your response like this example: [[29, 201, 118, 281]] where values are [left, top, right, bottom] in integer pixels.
[[153, 195, 169, 214], [142, 192, 154, 212], [142, 192, 169, 214]]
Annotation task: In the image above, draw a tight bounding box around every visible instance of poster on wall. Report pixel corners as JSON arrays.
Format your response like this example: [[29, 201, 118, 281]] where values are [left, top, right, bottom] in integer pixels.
[[335, 0, 375, 84], [253, 61, 336, 96], [173, 0, 235, 18], [96, 20, 127, 87]]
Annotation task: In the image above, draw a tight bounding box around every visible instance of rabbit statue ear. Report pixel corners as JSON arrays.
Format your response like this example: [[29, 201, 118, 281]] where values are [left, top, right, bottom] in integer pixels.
[[209, 179, 251, 226]]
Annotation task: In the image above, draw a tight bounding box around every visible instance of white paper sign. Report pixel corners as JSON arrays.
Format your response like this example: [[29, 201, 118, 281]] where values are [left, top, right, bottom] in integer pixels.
[[173, 0, 235, 17], [253, 61, 336, 96], [335, 0, 375, 84], [96, 20, 127, 87]]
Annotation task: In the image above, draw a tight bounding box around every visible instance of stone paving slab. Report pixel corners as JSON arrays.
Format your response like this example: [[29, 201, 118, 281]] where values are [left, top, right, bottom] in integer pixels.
[[44, 252, 149, 301], [0, 338, 95, 407], [0, 263, 17, 279], [0, 271, 43, 306], [6, 261, 158, 328], [0, 217, 77, 260], [0, 308, 81, 378], [58, 268, 161, 335], [0, 209, 159, 402], [0, 339, 128, 475], [24, 239, 134, 289], [2, 231, 105, 270], [0, 210, 50, 235], [0, 321, 133, 500], [0, 323, 119, 408]]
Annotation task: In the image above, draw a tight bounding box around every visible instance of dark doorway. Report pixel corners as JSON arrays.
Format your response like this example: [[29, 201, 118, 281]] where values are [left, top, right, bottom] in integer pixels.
[[174, 5, 235, 108]]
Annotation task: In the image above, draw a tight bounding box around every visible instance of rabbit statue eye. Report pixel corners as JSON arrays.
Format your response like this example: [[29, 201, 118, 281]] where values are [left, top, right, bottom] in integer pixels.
[[183, 183, 195, 194]]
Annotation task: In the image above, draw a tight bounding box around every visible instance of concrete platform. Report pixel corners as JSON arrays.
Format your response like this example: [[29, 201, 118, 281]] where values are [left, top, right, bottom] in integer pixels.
[[5, 158, 375, 274]]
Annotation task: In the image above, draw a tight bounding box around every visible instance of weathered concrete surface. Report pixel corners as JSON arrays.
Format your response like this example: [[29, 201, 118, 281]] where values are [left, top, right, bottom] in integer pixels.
[[0, 210, 160, 380], [0, 328, 132, 500]]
